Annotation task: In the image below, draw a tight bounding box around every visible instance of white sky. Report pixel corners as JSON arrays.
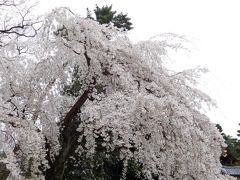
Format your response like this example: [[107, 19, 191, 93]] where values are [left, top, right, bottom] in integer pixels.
[[38, 0, 240, 137]]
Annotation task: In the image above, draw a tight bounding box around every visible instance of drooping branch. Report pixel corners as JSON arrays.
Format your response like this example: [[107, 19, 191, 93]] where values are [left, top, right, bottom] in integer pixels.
[[0, 1, 41, 44], [0, 23, 39, 38], [0, 0, 16, 7]]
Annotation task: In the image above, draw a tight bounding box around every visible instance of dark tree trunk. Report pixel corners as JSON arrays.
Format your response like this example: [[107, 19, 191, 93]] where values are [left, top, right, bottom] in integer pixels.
[[45, 90, 89, 180], [45, 37, 94, 180], [0, 162, 10, 180]]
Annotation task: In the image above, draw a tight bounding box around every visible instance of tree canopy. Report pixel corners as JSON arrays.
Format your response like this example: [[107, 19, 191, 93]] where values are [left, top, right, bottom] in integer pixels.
[[0, 2, 233, 180]]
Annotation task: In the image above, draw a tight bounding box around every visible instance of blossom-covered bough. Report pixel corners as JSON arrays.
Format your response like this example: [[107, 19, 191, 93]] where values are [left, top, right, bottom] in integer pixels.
[[0, 5, 234, 180]]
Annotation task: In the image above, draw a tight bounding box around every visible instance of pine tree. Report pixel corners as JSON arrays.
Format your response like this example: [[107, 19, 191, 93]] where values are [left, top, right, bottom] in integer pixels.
[[89, 5, 133, 31]]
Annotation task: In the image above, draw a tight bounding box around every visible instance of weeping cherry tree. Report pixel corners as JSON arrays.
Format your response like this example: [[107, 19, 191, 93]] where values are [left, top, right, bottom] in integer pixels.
[[0, 5, 234, 180]]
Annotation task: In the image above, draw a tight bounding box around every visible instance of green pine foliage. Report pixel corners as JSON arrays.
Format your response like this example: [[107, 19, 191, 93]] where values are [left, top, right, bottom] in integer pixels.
[[88, 5, 133, 31], [112, 13, 133, 31], [94, 5, 116, 25], [217, 124, 240, 166]]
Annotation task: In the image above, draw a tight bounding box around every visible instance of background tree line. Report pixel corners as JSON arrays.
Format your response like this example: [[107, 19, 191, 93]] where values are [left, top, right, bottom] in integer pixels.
[[217, 123, 240, 166]]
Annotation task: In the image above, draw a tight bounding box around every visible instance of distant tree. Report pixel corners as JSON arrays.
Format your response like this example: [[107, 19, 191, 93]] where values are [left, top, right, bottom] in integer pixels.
[[94, 5, 116, 25], [87, 5, 133, 31], [216, 124, 226, 137], [217, 124, 240, 166], [221, 136, 240, 166], [112, 13, 133, 30], [237, 123, 240, 137]]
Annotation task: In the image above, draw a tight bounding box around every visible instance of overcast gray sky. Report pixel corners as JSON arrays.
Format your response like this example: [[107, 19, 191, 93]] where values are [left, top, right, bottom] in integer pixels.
[[39, 0, 240, 137]]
